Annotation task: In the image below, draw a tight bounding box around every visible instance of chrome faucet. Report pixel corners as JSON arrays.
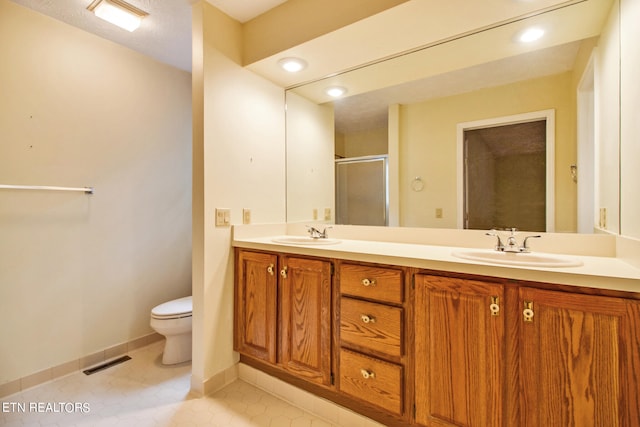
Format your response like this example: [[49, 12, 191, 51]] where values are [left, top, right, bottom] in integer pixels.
[[486, 228, 541, 253], [306, 225, 332, 239]]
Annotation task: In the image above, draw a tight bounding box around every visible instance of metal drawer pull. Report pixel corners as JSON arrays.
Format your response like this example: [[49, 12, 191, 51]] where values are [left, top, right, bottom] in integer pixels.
[[267, 264, 275, 275], [360, 369, 376, 379], [490, 296, 500, 316], [361, 278, 376, 287], [280, 266, 288, 279], [360, 314, 376, 324], [523, 301, 534, 322]]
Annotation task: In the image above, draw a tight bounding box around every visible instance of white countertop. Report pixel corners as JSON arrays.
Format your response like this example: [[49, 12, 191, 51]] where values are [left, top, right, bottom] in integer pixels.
[[233, 235, 640, 294]]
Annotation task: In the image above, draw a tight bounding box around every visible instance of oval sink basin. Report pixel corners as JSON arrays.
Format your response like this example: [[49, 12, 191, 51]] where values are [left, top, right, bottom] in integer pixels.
[[452, 249, 583, 268], [271, 236, 342, 245]]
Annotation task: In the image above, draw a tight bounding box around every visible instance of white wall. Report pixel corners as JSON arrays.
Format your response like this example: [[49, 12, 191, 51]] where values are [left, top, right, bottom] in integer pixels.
[[0, 0, 192, 385], [191, 2, 286, 393], [620, 0, 640, 239]]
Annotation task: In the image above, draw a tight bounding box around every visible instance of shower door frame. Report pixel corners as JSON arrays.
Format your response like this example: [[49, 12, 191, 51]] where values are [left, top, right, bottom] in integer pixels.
[[456, 109, 556, 232]]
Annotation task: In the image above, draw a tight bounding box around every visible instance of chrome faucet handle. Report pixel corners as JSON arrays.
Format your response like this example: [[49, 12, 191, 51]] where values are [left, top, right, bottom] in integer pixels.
[[305, 225, 322, 238], [521, 235, 541, 252], [486, 230, 505, 251]]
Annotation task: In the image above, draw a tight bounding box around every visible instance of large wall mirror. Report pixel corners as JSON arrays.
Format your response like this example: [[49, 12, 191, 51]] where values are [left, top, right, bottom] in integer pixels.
[[285, 0, 639, 237]]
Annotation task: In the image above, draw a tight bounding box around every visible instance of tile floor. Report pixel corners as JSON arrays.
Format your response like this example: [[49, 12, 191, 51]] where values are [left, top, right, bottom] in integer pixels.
[[0, 342, 344, 427]]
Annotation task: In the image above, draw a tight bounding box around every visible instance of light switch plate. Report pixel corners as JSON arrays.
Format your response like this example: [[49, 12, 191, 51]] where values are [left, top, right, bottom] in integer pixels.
[[242, 208, 251, 225], [215, 208, 231, 227], [324, 208, 331, 221]]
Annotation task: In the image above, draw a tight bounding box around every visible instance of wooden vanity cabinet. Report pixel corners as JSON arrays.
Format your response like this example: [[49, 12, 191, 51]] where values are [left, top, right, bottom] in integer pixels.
[[414, 273, 640, 427], [235, 248, 640, 426], [234, 249, 332, 387]]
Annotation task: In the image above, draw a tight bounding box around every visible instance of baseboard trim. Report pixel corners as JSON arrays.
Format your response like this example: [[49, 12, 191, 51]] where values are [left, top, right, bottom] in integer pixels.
[[190, 363, 239, 396], [0, 332, 163, 398]]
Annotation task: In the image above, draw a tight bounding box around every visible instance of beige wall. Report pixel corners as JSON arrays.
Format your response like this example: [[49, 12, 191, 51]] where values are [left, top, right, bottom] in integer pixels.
[[286, 92, 334, 223], [337, 127, 388, 158], [243, 0, 409, 65], [0, 0, 192, 384], [399, 72, 576, 231], [191, 2, 286, 393], [596, 0, 621, 234]]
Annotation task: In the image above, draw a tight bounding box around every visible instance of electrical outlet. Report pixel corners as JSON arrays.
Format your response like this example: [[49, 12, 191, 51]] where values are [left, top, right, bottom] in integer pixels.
[[599, 207, 607, 228], [242, 208, 251, 225], [324, 208, 331, 221], [435, 208, 443, 219], [313, 208, 318, 220], [215, 208, 231, 227]]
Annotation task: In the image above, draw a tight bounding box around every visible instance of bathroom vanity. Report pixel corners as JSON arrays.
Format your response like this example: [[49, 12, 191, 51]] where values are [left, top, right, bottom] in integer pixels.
[[233, 226, 640, 427]]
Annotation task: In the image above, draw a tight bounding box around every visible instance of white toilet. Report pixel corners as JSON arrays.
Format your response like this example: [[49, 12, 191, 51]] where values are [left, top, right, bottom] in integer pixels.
[[150, 296, 192, 365]]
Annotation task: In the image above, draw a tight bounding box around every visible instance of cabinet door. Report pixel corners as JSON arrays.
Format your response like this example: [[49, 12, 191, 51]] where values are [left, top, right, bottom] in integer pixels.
[[518, 287, 640, 427], [280, 256, 332, 386], [234, 250, 278, 363], [415, 275, 505, 427]]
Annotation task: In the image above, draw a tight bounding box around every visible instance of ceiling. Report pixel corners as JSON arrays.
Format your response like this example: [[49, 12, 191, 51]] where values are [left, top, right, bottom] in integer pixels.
[[7, 0, 287, 72]]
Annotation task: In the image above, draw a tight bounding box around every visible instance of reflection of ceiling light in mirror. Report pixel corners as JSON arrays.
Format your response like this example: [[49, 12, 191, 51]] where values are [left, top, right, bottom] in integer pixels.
[[518, 27, 545, 43], [278, 57, 307, 73], [326, 86, 347, 97], [87, 0, 148, 32]]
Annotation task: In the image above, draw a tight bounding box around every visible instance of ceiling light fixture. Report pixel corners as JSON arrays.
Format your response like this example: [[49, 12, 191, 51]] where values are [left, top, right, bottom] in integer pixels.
[[278, 57, 307, 73], [326, 86, 347, 98], [518, 27, 545, 43], [87, 0, 148, 32]]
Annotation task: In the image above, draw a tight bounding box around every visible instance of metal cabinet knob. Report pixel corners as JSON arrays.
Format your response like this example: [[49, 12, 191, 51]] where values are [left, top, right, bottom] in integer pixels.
[[490, 296, 500, 316], [361, 278, 376, 287], [360, 369, 375, 379], [360, 314, 376, 324], [523, 301, 534, 322]]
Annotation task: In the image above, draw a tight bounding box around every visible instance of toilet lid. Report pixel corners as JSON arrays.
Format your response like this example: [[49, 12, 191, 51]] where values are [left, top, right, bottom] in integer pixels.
[[152, 296, 192, 318]]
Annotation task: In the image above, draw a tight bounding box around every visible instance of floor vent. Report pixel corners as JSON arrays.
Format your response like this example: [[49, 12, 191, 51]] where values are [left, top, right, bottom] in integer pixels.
[[83, 355, 131, 375]]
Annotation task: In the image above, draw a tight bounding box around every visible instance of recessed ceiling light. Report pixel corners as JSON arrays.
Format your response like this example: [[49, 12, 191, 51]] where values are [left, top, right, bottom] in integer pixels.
[[278, 57, 307, 73], [518, 27, 545, 43], [326, 86, 347, 98], [87, 0, 148, 32]]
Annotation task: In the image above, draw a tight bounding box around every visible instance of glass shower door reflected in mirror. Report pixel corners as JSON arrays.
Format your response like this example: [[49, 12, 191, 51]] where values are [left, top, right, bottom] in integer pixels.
[[335, 156, 388, 226]]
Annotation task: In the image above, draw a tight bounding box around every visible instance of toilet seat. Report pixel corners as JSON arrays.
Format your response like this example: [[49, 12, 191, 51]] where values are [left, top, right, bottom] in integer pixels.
[[151, 296, 192, 320]]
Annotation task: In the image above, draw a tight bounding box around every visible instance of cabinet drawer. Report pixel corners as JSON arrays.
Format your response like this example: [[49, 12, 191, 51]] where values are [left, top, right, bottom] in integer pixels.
[[340, 263, 404, 304], [339, 349, 403, 415], [340, 297, 402, 357]]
